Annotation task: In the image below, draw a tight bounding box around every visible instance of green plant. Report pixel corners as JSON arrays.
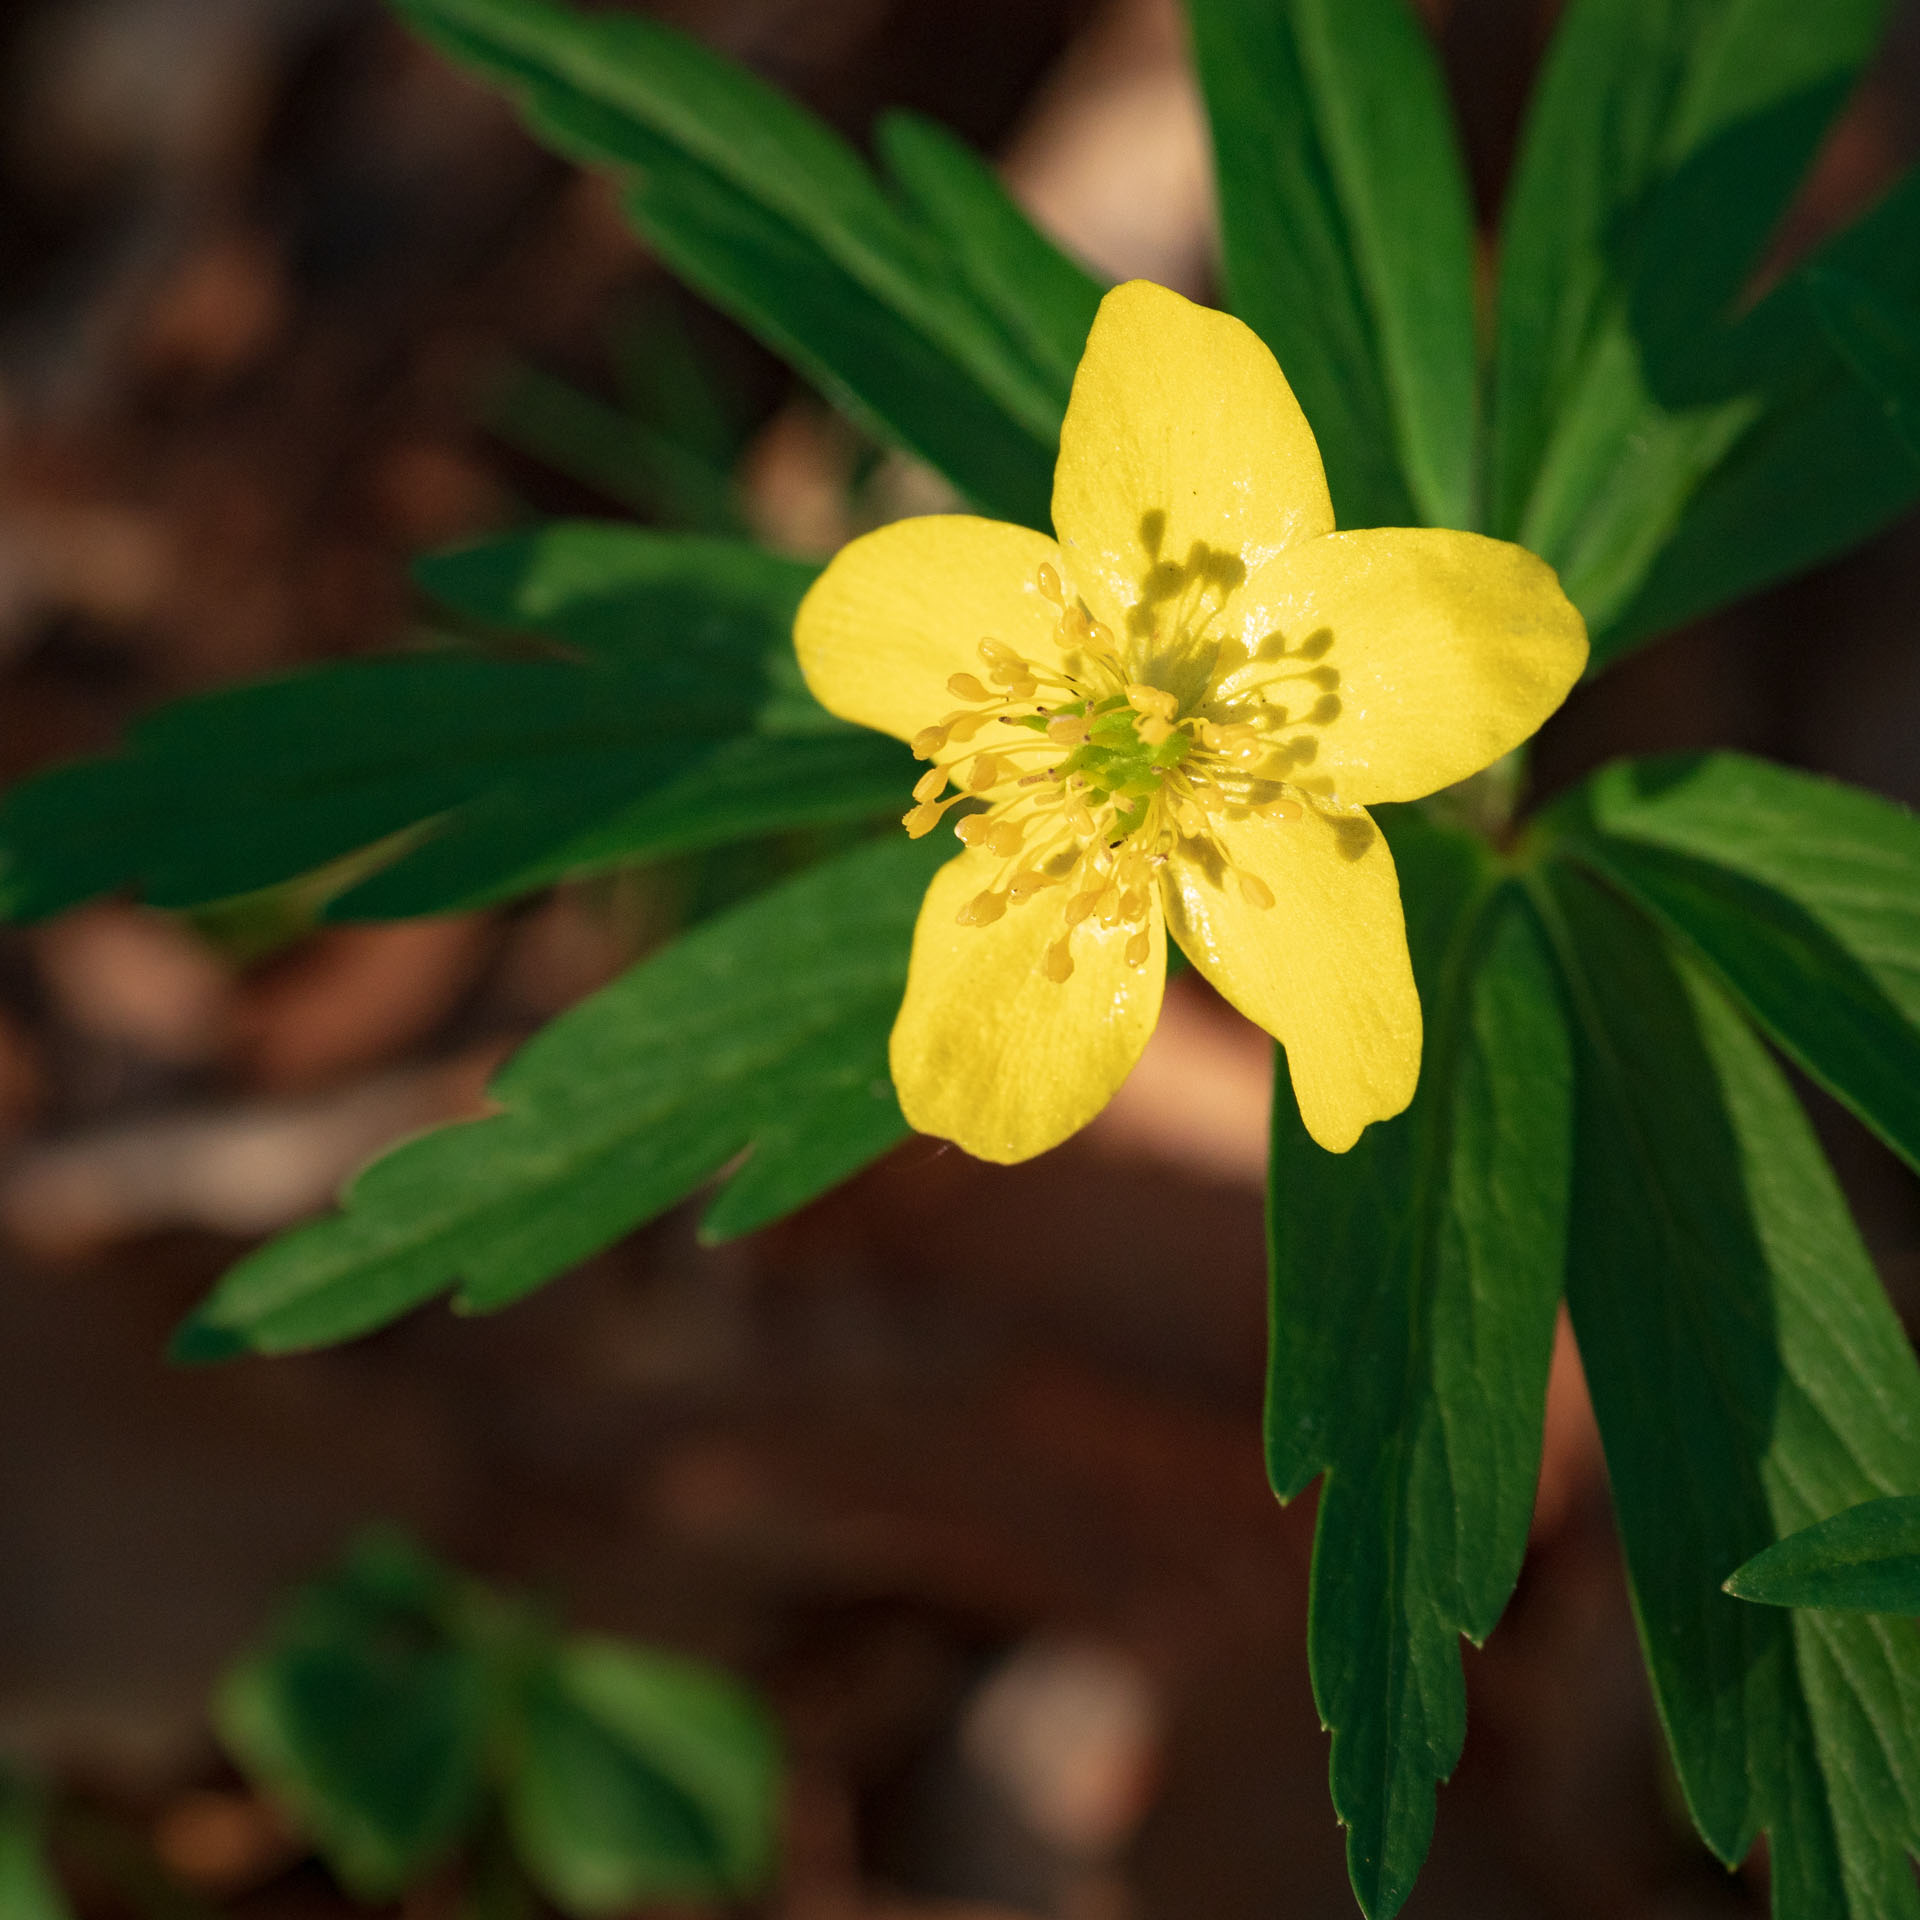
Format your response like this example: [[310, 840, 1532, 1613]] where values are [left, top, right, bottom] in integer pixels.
[[3, 1, 1919, 1913]]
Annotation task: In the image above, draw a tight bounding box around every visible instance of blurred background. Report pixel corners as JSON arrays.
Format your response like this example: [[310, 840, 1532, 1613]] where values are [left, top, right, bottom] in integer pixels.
[[0, 0, 1917, 1914]]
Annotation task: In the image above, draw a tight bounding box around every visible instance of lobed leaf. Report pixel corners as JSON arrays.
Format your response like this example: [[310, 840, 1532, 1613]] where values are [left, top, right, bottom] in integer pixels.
[[1728, 1498, 1920, 1614], [1187, 0, 1478, 531], [1492, 0, 1894, 650], [0, 524, 908, 923], [174, 832, 943, 1357], [392, 0, 1079, 527], [1267, 813, 1571, 1918], [1550, 753, 1920, 1173], [1533, 860, 1920, 1918]]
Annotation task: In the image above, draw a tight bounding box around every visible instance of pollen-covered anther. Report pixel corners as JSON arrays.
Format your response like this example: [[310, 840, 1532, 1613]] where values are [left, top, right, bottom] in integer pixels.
[[967, 754, 1002, 792], [956, 889, 1007, 927], [947, 672, 991, 701], [912, 766, 947, 803], [903, 802, 943, 838], [911, 723, 949, 758]]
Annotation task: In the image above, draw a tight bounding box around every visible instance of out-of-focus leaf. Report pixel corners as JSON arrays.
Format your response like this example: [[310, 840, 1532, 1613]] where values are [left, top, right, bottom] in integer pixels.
[[1550, 753, 1920, 1173], [1188, 0, 1478, 530], [0, 1777, 72, 1920], [215, 1536, 489, 1900], [1492, 0, 1890, 642], [1805, 264, 1920, 466], [1599, 169, 1920, 660], [1728, 1497, 1920, 1613], [1534, 861, 1920, 1915], [510, 1641, 779, 1915], [0, 525, 907, 922], [173, 832, 941, 1358], [1269, 815, 1570, 1918], [392, 0, 1061, 525]]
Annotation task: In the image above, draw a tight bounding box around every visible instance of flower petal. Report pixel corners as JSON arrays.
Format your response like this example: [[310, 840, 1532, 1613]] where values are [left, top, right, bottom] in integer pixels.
[[1225, 528, 1588, 806], [1162, 804, 1419, 1151], [891, 847, 1164, 1163], [1051, 281, 1333, 651], [795, 516, 1069, 742]]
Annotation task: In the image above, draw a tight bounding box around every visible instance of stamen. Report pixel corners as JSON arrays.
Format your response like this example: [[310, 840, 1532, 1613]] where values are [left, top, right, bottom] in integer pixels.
[[1124, 930, 1151, 968], [1036, 563, 1064, 606], [1238, 872, 1276, 909], [1063, 890, 1102, 926], [1046, 714, 1091, 746], [956, 889, 1007, 926], [968, 755, 1002, 792], [903, 802, 943, 838], [1120, 887, 1149, 924], [984, 820, 1026, 858], [913, 767, 947, 803], [1007, 868, 1053, 902], [1043, 937, 1075, 983], [947, 672, 991, 701], [912, 724, 949, 757]]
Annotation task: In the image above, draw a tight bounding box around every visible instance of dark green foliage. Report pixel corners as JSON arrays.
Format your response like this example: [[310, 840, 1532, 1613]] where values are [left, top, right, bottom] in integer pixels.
[[1187, 0, 1478, 532], [219, 1535, 778, 1913], [174, 832, 941, 1357], [1267, 815, 1570, 1917], [1549, 754, 1920, 1172], [390, 0, 1101, 528], [0, 1776, 72, 1920], [1728, 1498, 1920, 1613], [0, 524, 908, 922], [1531, 863, 1920, 1918]]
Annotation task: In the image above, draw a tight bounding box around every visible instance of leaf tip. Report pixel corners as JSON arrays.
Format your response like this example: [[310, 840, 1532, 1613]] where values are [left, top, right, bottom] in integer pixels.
[[168, 1313, 252, 1366]]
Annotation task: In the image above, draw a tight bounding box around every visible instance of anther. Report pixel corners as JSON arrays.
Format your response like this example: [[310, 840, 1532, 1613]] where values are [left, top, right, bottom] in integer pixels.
[[903, 803, 943, 838], [912, 767, 947, 803], [1036, 563, 1064, 606], [1126, 684, 1178, 723], [1043, 937, 1075, 983], [1046, 714, 1090, 745], [947, 672, 991, 701], [968, 755, 1002, 792], [1259, 796, 1302, 822], [984, 820, 1026, 858], [1238, 873, 1276, 909], [1120, 887, 1148, 924], [911, 724, 949, 757], [979, 637, 1021, 667], [947, 711, 991, 742], [1064, 890, 1102, 926], [954, 815, 986, 845], [1124, 929, 1152, 968], [956, 889, 1007, 926], [1007, 869, 1052, 901]]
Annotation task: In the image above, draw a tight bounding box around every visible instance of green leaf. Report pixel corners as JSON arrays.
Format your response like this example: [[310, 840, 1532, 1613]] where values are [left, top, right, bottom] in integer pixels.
[[1267, 814, 1570, 1919], [1598, 169, 1920, 660], [215, 1536, 490, 1898], [1188, 0, 1478, 530], [1492, 0, 1889, 642], [1729, 1498, 1920, 1613], [391, 0, 1060, 526], [1549, 753, 1920, 1174], [1805, 262, 1920, 465], [1532, 859, 1920, 1917], [875, 111, 1105, 400], [0, 525, 908, 922], [509, 1640, 779, 1914], [0, 1777, 72, 1920], [174, 831, 942, 1357]]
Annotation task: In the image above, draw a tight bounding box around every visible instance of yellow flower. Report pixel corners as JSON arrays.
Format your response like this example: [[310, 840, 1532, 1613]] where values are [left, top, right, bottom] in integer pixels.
[[795, 280, 1587, 1163]]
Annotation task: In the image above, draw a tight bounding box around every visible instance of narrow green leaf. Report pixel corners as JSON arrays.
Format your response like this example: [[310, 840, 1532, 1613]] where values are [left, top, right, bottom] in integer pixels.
[[509, 1640, 779, 1915], [215, 1536, 490, 1899], [0, 525, 906, 922], [391, 0, 1059, 525], [1533, 859, 1920, 1915], [1598, 169, 1920, 660], [1268, 815, 1570, 1919], [1729, 1498, 1920, 1613], [1188, 0, 1478, 530], [1550, 753, 1920, 1173], [875, 111, 1105, 398], [1492, 0, 1889, 640], [0, 1778, 72, 1920], [174, 832, 942, 1356]]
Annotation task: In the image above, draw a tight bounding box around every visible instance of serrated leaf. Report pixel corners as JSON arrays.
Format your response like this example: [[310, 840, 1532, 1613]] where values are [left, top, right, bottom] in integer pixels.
[[1728, 1498, 1920, 1614], [1267, 814, 1570, 1919], [1534, 858, 1920, 1917], [1188, 0, 1478, 531], [1492, 0, 1890, 645], [215, 1536, 489, 1899], [174, 832, 941, 1357], [391, 0, 1061, 526], [1550, 753, 1920, 1173], [0, 525, 907, 922], [509, 1640, 779, 1915]]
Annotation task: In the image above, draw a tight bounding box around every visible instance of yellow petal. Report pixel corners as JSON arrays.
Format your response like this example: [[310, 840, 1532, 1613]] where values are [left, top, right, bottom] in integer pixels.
[[1224, 529, 1587, 806], [1051, 281, 1333, 658], [1162, 804, 1419, 1151], [794, 516, 1068, 742], [891, 848, 1164, 1163]]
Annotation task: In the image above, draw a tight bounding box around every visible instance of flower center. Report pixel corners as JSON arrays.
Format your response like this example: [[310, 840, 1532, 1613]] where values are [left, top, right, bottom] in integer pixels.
[[900, 561, 1306, 983]]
